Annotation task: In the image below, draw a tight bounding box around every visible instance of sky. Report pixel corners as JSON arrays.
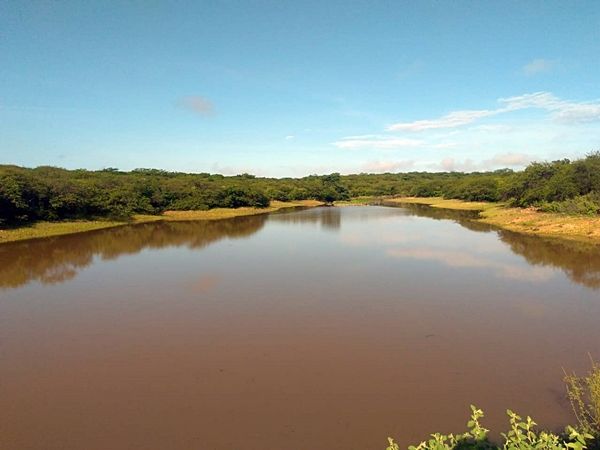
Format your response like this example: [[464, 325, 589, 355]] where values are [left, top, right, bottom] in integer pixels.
[[1, 0, 599, 177]]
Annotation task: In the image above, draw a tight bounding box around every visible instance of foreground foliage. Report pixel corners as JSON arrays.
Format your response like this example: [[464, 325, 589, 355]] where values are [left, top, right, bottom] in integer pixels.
[[564, 357, 600, 437], [386, 406, 595, 450]]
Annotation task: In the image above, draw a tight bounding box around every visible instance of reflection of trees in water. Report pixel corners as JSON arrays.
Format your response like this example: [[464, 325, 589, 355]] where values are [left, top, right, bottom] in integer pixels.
[[269, 207, 341, 230], [385, 201, 600, 290], [4, 204, 600, 291], [382, 202, 494, 233], [497, 231, 600, 290], [0, 215, 266, 289]]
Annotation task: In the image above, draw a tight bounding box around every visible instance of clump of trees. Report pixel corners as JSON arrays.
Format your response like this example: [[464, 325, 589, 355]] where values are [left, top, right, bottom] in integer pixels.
[[2, 152, 600, 226]]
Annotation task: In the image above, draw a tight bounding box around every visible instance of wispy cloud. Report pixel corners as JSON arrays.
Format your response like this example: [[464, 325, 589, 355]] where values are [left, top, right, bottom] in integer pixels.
[[500, 92, 600, 124], [426, 153, 533, 172], [285, 135, 295, 140], [333, 135, 422, 150], [388, 109, 496, 132], [485, 152, 533, 167], [387, 91, 600, 132], [179, 96, 215, 116], [522, 58, 556, 76], [361, 160, 415, 173]]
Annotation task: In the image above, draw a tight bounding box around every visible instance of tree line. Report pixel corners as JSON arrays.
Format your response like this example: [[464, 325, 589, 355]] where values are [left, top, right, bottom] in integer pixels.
[[1, 152, 599, 226]]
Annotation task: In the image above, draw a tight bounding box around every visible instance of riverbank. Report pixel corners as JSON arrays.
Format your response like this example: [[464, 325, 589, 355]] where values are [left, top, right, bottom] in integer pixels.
[[0, 200, 323, 244], [385, 197, 600, 244]]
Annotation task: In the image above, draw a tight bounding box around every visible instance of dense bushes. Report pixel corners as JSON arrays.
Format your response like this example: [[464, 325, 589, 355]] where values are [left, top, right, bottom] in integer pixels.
[[2, 152, 600, 226], [0, 166, 278, 225]]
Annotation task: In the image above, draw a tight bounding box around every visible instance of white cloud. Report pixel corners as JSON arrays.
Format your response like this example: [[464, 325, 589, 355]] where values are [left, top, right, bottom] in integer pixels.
[[553, 103, 600, 124], [501, 92, 600, 124], [426, 153, 533, 172], [499, 92, 564, 111], [432, 142, 459, 149], [434, 157, 477, 172], [485, 152, 533, 167], [285, 135, 295, 140], [333, 135, 422, 150], [522, 58, 556, 76], [387, 91, 600, 132], [361, 160, 415, 173], [388, 109, 497, 132]]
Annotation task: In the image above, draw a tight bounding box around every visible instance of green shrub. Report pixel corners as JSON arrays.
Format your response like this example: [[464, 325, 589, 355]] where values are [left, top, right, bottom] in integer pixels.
[[539, 194, 600, 216], [564, 357, 600, 437], [386, 406, 594, 450]]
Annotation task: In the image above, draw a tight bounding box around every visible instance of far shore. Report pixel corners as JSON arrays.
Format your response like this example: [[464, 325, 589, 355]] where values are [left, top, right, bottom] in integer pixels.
[[382, 196, 600, 244], [3, 196, 600, 246], [0, 200, 323, 245]]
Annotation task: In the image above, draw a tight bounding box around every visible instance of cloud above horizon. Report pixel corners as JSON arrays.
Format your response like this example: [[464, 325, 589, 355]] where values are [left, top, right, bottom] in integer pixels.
[[333, 135, 422, 150], [387, 91, 600, 132], [522, 58, 556, 76], [361, 159, 415, 173], [328, 91, 600, 175]]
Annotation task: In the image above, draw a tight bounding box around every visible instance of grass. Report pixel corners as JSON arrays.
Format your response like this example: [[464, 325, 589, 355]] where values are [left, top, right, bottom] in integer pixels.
[[4, 195, 600, 245], [386, 196, 495, 211], [0, 200, 323, 244], [334, 196, 378, 206], [387, 197, 600, 244]]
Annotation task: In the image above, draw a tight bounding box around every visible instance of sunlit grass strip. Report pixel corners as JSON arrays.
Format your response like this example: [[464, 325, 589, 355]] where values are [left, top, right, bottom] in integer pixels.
[[160, 200, 323, 221], [386, 196, 495, 211], [387, 196, 600, 243], [334, 196, 378, 206], [0, 200, 324, 244]]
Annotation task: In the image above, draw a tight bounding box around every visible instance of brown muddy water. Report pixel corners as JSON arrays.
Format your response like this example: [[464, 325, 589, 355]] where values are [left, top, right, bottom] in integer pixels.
[[1, 205, 599, 450]]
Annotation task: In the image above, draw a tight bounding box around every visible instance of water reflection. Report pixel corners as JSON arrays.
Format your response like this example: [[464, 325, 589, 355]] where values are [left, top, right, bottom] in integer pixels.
[[0, 215, 266, 289], [2, 205, 600, 291], [385, 202, 600, 290], [269, 206, 342, 230], [2, 206, 600, 450], [498, 231, 600, 289]]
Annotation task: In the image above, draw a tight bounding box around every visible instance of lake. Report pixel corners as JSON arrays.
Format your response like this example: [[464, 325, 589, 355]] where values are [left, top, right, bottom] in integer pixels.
[[1, 205, 599, 450]]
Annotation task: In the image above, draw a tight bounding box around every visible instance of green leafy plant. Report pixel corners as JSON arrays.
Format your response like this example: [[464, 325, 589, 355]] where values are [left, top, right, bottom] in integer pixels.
[[386, 406, 594, 450], [564, 356, 600, 436]]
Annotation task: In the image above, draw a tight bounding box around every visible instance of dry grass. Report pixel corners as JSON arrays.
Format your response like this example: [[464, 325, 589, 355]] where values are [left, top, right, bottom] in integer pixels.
[[0, 200, 323, 244], [334, 196, 377, 206], [389, 196, 600, 244], [0, 220, 129, 244], [480, 205, 600, 243], [161, 200, 322, 221], [386, 196, 494, 211]]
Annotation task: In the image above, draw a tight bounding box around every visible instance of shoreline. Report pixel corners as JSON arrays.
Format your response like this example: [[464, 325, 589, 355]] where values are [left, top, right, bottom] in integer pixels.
[[383, 197, 600, 244], [3, 196, 600, 246], [0, 200, 323, 245]]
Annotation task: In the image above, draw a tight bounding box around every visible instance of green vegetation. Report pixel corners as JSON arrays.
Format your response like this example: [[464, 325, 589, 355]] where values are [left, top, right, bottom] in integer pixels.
[[386, 406, 594, 450], [0, 200, 321, 244], [386, 360, 600, 450], [2, 152, 600, 229], [564, 357, 600, 437], [0, 165, 347, 227]]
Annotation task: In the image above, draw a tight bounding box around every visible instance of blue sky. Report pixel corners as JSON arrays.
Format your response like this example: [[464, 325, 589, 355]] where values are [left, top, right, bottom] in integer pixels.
[[1, 0, 599, 176]]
